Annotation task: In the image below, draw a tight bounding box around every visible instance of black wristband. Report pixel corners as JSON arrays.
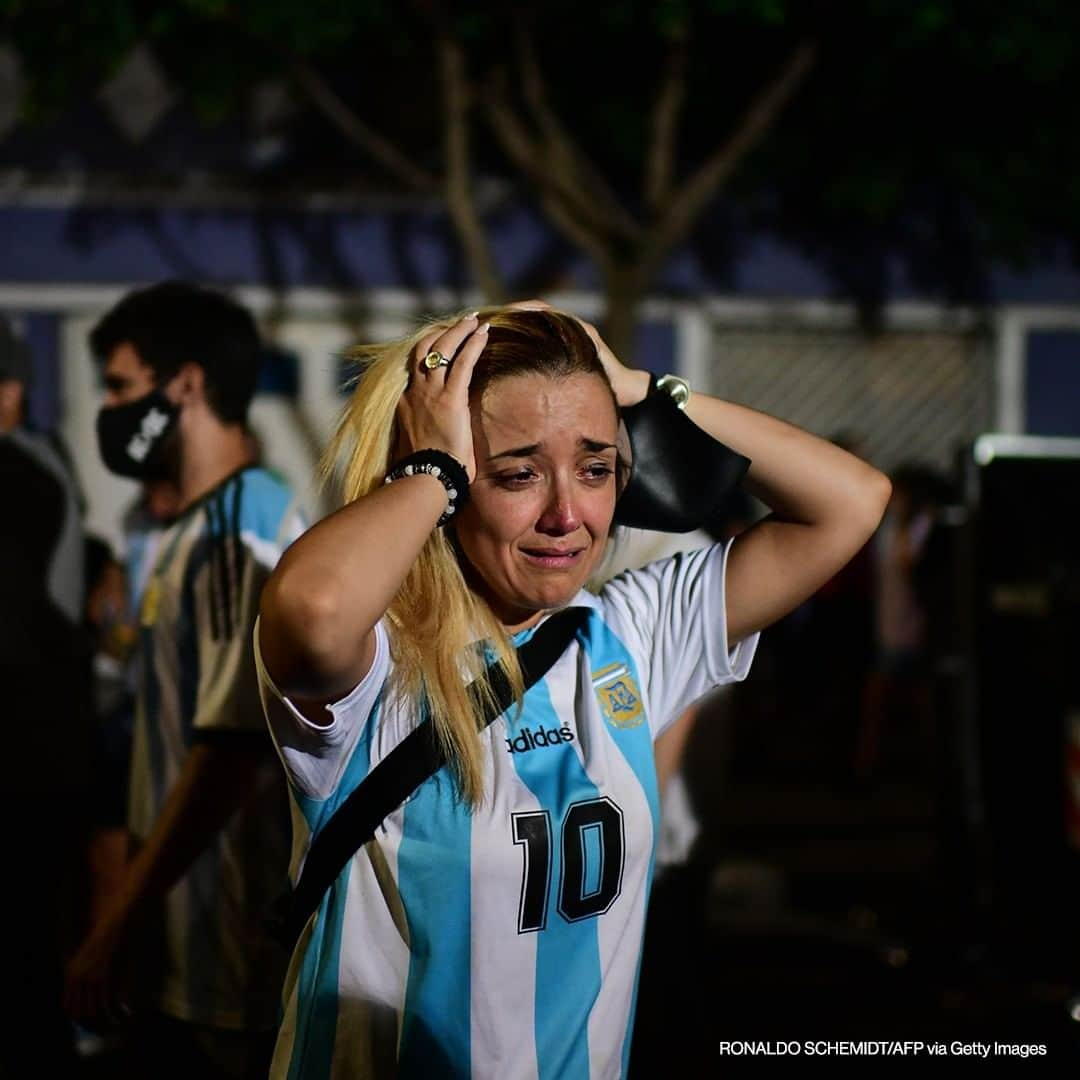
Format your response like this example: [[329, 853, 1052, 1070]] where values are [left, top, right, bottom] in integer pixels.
[[384, 449, 470, 527]]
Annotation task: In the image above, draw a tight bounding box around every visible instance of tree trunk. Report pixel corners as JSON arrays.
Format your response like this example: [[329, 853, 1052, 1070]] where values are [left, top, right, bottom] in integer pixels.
[[438, 35, 507, 303], [601, 262, 648, 364]]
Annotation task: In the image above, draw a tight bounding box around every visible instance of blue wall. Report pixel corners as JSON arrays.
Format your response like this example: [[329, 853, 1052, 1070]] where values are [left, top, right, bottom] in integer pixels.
[[5, 203, 1080, 302], [1026, 330, 1080, 437]]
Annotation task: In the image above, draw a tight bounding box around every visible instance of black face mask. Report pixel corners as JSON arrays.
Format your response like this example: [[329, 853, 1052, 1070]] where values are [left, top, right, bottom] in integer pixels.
[[96, 388, 180, 479]]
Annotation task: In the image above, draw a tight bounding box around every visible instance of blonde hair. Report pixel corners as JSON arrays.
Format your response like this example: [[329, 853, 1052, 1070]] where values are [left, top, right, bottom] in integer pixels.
[[323, 306, 616, 806]]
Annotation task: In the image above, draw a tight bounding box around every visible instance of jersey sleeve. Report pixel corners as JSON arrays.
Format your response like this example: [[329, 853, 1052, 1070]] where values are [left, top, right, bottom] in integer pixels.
[[597, 539, 758, 739], [254, 618, 392, 800], [189, 533, 279, 738], [189, 484, 307, 740]]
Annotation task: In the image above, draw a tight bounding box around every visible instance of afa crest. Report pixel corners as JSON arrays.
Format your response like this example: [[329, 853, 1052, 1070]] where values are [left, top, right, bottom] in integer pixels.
[[592, 663, 644, 729]]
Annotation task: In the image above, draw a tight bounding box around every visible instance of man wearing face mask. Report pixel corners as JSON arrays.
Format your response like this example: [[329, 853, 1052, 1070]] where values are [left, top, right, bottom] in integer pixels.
[[64, 282, 306, 1079]]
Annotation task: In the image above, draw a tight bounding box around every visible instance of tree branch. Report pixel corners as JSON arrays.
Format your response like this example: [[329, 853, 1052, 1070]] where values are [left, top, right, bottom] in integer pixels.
[[644, 31, 688, 212], [437, 34, 506, 302], [290, 58, 439, 194], [483, 75, 616, 271], [512, 23, 641, 241], [643, 39, 817, 276]]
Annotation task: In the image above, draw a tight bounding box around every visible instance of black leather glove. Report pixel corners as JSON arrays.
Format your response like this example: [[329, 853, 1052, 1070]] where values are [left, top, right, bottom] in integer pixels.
[[613, 389, 750, 533]]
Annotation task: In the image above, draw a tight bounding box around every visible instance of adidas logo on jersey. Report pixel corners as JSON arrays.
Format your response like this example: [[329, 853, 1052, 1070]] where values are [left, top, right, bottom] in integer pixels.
[[505, 724, 575, 754]]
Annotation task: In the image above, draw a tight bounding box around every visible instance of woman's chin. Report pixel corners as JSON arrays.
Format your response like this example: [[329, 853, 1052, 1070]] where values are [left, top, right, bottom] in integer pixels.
[[529, 579, 586, 612], [489, 582, 583, 628]]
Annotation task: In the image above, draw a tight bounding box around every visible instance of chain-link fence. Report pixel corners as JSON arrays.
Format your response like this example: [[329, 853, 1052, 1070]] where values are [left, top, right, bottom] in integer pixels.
[[701, 323, 994, 474]]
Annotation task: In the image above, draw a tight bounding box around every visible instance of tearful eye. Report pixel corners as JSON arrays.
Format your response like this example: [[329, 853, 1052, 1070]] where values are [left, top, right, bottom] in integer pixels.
[[581, 463, 615, 481]]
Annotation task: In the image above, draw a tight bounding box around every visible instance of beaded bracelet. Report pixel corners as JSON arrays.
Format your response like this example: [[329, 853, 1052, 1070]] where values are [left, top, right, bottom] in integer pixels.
[[383, 449, 470, 527]]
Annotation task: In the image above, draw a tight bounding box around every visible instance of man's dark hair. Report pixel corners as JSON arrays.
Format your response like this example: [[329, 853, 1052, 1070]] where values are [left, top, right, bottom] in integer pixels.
[[89, 281, 260, 424]]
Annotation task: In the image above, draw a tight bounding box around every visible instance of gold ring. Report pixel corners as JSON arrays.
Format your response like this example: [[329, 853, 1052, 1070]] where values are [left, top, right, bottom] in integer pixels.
[[423, 350, 451, 370]]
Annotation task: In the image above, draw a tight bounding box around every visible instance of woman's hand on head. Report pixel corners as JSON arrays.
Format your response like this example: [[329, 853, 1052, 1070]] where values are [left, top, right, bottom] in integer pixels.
[[397, 314, 488, 481], [573, 315, 649, 407], [506, 298, 649, 408]]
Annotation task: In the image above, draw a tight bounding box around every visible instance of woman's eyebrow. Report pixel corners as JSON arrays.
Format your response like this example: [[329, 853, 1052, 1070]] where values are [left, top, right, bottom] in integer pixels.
[[488, 437, 616, 462], [487, 444, 541, 462]]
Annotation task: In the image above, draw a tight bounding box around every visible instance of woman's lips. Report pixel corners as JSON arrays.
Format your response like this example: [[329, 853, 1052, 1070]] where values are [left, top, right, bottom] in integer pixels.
[[520, 547, 585, 568]]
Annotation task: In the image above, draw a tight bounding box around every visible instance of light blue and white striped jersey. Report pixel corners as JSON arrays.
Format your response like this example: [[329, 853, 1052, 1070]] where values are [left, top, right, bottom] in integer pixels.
[[128, 466, 306, 1031], [256, 541, 758, 1078]]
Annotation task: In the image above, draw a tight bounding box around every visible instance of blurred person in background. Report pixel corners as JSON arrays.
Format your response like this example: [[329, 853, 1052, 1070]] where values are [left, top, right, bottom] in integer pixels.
[[63, 282, 306, 1079], [0, 315, 90, 1076], [854, 462, 949, 785], [76, 489, 184, 1067], [255, 302, 890, 1077], [75, 534, 136, 1064], [817, 433, 877, 780], [764, 431, 877, 788], [82, 535, 137, 909]]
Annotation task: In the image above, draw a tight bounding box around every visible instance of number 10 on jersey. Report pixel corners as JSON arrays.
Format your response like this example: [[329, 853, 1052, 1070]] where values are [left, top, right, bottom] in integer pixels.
[[512, 797, 625, 933]]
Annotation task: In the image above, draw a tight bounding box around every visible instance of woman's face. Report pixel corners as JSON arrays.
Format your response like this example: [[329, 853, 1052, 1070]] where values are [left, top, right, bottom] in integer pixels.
[[455, 371, 619, 629]]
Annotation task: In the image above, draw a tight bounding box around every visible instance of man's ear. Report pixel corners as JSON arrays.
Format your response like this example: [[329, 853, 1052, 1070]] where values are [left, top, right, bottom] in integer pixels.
[[173, 361, 205, 406]]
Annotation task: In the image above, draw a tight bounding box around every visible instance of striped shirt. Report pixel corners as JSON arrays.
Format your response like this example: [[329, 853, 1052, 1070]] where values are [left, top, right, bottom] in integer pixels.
[[129, 466, 306, 1030], [257, 541, 757, 1078]]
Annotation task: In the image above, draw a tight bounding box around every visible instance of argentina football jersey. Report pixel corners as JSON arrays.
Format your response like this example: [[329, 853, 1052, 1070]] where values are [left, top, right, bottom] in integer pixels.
[[257, 540, 757, 1078], [129, 466, 306, 1030]]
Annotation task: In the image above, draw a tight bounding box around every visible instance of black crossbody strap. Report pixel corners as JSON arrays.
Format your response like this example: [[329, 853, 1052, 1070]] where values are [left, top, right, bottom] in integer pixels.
[[279, 606, 589, 950]]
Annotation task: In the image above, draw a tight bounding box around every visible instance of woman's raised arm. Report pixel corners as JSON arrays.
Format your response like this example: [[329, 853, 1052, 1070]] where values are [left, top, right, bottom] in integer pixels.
[[574, 312, 891, 647], [258, 316, 487, 704]]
